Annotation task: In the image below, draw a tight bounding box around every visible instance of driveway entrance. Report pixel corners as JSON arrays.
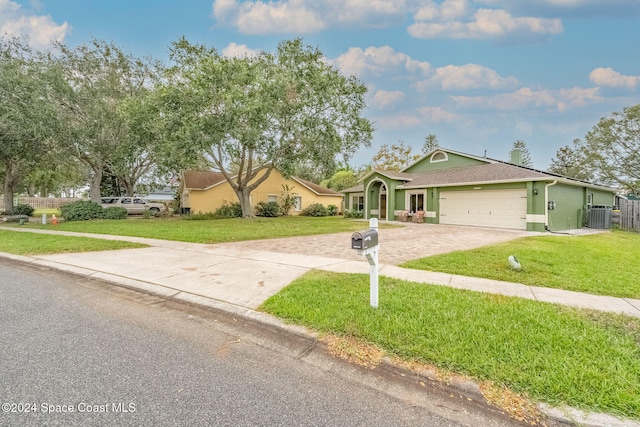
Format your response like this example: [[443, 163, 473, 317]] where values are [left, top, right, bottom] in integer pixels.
[[217, 223, 533, 265]]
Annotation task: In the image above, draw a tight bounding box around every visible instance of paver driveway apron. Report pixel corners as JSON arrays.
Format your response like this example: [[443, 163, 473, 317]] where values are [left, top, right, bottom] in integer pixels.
[[29, 223, 531, 309]]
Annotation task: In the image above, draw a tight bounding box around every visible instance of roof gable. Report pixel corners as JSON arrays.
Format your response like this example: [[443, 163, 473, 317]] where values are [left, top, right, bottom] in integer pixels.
[[403, 148, 491, 173], [182, 170, 226, 190], [292, 176, 342, 196]]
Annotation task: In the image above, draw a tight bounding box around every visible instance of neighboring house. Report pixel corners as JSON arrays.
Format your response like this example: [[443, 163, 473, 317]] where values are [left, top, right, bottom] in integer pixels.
[[136, 185, 177, 202], [342, 148, 616, 231], [181, 168, 343, 215]]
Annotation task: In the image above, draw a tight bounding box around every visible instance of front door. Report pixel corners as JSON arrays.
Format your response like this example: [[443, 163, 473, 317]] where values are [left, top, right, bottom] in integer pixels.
[[380, 194, 387, 220]]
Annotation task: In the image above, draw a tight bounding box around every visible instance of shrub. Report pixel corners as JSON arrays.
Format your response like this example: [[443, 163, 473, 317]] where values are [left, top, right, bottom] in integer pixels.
[[59, 200, 104, 221], [255, 201, 280, 217], [11, 204, 34, 216], [213, 202, 242, 218], [327, 204, 338, 216], [142, 208, 161, 219], [102, 206, 128, 219], [344, 209, 363, 219], [300, 203, 327, 217]]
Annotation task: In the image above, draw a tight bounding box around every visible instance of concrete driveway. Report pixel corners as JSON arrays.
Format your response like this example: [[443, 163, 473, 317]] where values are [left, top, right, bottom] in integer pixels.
[[216, 222, 534, 265]]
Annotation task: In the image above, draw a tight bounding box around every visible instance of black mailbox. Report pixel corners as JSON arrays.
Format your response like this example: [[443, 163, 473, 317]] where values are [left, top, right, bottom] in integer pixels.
[[351, 229, 378, 250]]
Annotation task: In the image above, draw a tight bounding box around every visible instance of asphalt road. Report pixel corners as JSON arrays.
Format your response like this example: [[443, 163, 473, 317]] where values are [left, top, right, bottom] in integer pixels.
[[0, 259, 526, 427]]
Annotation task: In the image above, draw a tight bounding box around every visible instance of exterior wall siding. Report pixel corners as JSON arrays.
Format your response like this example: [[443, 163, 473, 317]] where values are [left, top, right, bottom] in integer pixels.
[[186, 169, 342, 215], [547, 183, 585, 230], [590, 188, 615, 206], [403, 152, 487, 173]]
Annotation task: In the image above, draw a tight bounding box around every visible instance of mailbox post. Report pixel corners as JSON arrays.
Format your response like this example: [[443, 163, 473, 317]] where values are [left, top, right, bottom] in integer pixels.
[[351, 218, 380, 308]]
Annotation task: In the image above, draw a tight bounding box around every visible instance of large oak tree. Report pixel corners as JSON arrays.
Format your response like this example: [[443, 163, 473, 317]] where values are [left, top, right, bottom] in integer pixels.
[[54, 39, 161, 201], [157, 38, 373, 217], [0, 36, 60, 212]]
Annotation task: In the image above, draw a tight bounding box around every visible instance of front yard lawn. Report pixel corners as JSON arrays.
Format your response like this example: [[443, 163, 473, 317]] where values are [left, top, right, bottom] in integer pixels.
[[261, 270, 640, 420], [17, 216, 382, 244], [401, 230, 640, 299], [0, 230, 146, 255]]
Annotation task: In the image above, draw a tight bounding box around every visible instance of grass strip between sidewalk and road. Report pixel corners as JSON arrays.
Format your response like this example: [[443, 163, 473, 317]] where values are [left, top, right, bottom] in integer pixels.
[[0, 230, 147, 255], [261, 270, 640, 420], [17, 216, 387, 244], [401, 229, 640, 299]]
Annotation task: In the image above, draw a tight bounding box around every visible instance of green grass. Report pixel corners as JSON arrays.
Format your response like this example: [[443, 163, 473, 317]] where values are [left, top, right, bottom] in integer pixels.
[[261, 270, 640, 419], [33, 208, 61, 216], [401, 230, 640, 299], [16, 216, 383, 244], [0, 230, 147, 255]]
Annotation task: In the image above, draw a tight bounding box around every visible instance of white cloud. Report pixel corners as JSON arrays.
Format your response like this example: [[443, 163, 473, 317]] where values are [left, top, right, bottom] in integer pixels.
[[332, 46, 431, 78], [0, 0, 70, 48], [414, 63, 519, 91], [408, 1, 563, 41], [237, 0, 326, 34], [477, 0, 640, 18], [211, 0, 410, 34], [371, 90, 405, 110], [452, 86, 601, 111], [589, 67, 640, 89], [375, 113, 423, 129], [221, 42, 261, 58], [416, 106, 459, 123]]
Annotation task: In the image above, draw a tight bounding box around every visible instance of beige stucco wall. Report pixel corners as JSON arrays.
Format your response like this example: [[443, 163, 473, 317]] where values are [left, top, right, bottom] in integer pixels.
[[185, 169, 343, 215]]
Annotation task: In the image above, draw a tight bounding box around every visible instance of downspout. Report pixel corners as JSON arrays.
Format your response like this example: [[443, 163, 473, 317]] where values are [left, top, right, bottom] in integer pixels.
[[544, 180, 557, 231]]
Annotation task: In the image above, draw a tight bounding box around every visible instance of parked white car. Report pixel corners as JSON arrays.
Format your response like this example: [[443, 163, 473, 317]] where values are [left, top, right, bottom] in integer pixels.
[[101, 197, 165, 215]]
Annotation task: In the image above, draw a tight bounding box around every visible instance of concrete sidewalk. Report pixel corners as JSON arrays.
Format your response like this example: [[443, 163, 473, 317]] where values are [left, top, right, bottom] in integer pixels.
[[2, 226, 640, 317]]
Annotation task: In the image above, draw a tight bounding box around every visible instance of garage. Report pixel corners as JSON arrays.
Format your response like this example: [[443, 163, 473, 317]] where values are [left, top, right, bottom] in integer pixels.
[[439, 189, 527, 230]]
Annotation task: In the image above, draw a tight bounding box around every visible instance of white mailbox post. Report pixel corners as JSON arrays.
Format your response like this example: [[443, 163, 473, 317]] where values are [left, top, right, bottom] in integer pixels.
[[351, 218, 380, 308]]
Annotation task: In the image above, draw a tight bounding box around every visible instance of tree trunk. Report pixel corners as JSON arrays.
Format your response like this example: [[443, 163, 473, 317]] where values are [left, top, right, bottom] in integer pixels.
[[3, 178, 15, 214], [123, 181, 135, 197], [2, 161, 18, 213], [235, 187, 253, 217], [88, 166, 103, 203]]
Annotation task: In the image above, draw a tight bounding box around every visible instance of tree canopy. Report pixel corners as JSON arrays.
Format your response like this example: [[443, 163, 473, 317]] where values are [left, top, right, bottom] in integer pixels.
[[157, 38, 373, 216], [548, 139, 593, 181], [422, 134, 440, 155], [371, 141, 421, 171], [581, 104, 640, 193], [508, 140, 533, 168], [0, 36, 61, 212], [53, 39, 162, 201]]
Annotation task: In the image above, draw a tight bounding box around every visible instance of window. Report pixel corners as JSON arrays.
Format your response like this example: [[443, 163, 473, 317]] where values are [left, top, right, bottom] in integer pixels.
[[121, 198, 132, 204], [352, 195, 364, 212], [267, 194, 277, 203], [134, 198, 146, 204], [294, 196, 302, 211], [408, 192, 424, 213], [430, 151, 448, 163]]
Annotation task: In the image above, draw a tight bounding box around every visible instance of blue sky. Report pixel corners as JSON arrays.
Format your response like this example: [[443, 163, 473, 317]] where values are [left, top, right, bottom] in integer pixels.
[[3, 0, 640, 170]]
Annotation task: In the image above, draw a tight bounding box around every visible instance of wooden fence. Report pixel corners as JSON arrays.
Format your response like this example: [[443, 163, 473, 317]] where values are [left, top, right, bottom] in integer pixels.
[[0, 197, 82, 211], [618, 199, 640, 232]]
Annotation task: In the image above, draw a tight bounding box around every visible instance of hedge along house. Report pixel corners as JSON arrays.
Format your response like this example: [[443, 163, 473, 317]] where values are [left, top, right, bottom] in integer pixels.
[[342, 148, 616, 231], [181, 169, 343, 215]]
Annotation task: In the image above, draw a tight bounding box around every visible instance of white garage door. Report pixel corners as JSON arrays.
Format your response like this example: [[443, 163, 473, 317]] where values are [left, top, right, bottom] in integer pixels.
[[439, 189, 527, 230]]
